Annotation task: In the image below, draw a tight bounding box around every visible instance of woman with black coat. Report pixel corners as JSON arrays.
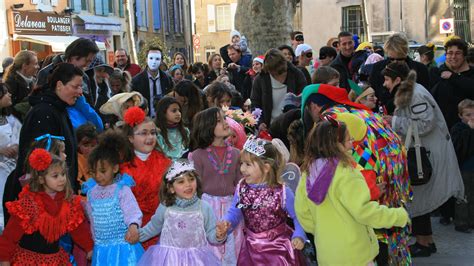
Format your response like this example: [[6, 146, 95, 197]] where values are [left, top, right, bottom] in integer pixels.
[[2, 63, 84, 223]]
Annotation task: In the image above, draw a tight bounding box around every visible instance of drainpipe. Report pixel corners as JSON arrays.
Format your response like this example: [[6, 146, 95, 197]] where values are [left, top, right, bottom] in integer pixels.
[[386, 0, 391, 31]]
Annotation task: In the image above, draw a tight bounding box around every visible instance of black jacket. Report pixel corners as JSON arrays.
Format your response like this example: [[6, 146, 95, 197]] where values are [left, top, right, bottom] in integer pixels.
[[431, 64, 474, 129], [330, 53, 353, 91], [450, 121, 474, 167], [4, 71, 34, 121], [3, 91, 78, 220], [250, 62, 307, 126], [131, 69, 173, 111], [369, 57, 430, 105]]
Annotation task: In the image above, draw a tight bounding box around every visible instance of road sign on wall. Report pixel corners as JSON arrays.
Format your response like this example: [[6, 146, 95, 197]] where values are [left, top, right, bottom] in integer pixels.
[[193, 35, 200, 50], [439, 18, 454, 34]]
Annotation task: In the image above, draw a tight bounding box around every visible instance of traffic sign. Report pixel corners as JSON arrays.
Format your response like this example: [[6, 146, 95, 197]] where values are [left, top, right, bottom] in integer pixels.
[[439, 18, 454, 34], [193, 35, 200, 50]]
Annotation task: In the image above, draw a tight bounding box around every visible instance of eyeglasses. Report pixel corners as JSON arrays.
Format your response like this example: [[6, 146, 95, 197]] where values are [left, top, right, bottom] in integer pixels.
[[388, 57, 406, 62], [134, 130, 158, 137], [446, 51, 463, 57], [305, 52, 313, 58]]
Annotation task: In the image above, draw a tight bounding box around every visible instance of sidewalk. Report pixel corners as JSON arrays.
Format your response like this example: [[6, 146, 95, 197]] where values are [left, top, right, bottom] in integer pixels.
[[412, 218, 474, 266]]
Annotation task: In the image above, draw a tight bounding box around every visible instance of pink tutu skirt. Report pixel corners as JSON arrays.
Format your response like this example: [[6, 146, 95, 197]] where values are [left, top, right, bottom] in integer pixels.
[[137, 244, 220, 266]]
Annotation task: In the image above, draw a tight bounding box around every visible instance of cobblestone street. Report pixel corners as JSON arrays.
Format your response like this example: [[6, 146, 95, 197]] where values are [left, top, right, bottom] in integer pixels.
[[413, 218, 474, 266]]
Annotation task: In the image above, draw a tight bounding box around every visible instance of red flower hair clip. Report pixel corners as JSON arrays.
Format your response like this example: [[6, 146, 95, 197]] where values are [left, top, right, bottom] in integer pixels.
[[124, 106, 146, 127], [28, 148, 52, 171]]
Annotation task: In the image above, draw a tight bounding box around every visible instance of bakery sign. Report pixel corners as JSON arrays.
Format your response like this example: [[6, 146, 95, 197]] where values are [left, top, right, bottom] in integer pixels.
[[8, 10, 72, 36]]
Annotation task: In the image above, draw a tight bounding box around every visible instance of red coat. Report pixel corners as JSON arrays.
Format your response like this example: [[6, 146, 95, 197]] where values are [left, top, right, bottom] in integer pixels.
[[120, 150, 171, 249]]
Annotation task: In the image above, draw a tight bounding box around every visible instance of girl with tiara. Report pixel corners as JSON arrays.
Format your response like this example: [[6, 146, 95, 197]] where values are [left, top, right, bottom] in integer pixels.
[[220, 136, 307, 265], [120, 106, 171, 249], [0, 148, 93, 265], [155, 97, 190, 160], [190, 107, 243, 265], [135, 159, 225, 265], [82, 130, 144, 265]]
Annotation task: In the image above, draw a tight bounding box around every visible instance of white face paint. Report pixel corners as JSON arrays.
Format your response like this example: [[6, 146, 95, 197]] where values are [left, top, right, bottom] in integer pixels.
[[147, 51, 162, 71]]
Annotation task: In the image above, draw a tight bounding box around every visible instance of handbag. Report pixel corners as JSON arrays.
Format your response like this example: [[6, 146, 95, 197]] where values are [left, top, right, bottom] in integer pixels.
[[405, 119, 432, 186]]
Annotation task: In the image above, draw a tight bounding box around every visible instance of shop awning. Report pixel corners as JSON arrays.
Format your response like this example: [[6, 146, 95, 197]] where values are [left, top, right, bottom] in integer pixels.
[[13, 34, 106, 52], [76, 15, 121, 31]]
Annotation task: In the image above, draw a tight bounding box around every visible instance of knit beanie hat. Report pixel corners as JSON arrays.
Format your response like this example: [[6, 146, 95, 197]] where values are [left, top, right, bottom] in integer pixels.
[[230, 30, 241, 40]]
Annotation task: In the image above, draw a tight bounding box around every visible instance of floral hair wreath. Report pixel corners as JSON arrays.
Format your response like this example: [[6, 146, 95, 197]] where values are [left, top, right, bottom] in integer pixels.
[[29, 148, 52, 171], [124, 106, 146, 127]]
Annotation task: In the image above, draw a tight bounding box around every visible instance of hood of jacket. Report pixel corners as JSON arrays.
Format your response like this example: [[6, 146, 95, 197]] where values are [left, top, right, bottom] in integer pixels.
[[394, 70, 417, 108], [29, 91, 69, 111]]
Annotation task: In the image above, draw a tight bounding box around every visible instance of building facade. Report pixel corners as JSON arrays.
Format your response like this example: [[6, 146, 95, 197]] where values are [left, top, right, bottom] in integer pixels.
[[135, 0, 193, 64], [192, 0, 237, 63], [301, 0, 473, 50]]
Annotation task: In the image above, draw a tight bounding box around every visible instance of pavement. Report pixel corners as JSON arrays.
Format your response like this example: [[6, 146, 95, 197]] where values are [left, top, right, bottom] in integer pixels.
[[412, 218, 474, 266]]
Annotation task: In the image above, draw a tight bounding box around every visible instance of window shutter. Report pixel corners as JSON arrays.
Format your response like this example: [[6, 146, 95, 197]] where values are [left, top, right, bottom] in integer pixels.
[[144, 0, 149, 27], [72, 0, 82, 13], [118, 0, 124, 17], [102, 0, 109, 16], [153, 0, 161, 30], [207, 4, 215, 32], [230, 3, 237, 30], [136, 0, 143, 27], [95, 0, 104, 15]]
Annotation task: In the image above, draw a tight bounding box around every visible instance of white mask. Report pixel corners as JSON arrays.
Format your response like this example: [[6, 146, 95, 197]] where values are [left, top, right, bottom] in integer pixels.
[[147, 51, 162, 71]]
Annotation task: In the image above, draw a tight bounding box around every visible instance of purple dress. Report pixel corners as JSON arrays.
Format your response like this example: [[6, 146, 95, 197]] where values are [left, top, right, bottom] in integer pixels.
[[225, 180, 306, 266], [138, 200, 221, 266]]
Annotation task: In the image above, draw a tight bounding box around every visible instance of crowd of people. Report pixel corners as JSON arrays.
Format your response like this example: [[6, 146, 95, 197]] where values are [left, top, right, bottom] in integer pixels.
[[0, 28, 473, 266]]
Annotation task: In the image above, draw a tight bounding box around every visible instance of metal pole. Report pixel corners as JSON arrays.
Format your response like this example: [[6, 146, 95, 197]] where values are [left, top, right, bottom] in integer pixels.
[[399, 0, 403, 32]]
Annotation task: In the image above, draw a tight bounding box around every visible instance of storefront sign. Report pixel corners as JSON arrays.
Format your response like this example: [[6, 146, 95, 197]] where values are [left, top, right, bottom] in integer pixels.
[[8, 10, 72, 36]]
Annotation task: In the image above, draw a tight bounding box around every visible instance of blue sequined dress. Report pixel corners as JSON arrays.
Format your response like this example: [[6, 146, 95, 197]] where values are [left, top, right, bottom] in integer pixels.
[[83, 174, 144, 265]]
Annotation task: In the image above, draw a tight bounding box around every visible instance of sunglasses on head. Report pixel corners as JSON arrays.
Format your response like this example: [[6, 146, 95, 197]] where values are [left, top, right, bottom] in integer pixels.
[[388, 57, 406, 62], [295, 35, 304, 41], [320, 113, 345, 141]]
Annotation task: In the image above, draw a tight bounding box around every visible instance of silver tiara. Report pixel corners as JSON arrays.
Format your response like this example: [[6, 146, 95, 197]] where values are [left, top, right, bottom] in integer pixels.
[[165, 160, 195, 181], [243, 136, 267, 157]]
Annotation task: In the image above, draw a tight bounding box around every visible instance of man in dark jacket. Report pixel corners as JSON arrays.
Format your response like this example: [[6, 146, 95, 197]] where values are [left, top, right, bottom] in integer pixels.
[[131, 47, 173, 117], [369, 33, 430, 106], [36, 38, 100, 105], [114, 48, 142, 77], [251, 49, 307, 128], [330, 31, 356, 91], [227, 44, 251, 97]]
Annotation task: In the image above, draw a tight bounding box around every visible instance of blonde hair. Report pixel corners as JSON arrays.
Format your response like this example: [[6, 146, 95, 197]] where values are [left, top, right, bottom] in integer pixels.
[[384, 33, 409, 58], [240, 142, 284, 187], [458, 99, 474, 115], [3, 50, 37, 81]]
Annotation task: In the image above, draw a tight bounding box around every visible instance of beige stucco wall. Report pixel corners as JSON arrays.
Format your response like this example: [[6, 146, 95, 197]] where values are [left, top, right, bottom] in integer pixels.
[[194, 0, 237, 63]]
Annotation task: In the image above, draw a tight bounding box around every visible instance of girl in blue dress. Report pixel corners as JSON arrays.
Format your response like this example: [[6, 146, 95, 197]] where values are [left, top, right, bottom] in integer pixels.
[[82, 130, 144, 265]]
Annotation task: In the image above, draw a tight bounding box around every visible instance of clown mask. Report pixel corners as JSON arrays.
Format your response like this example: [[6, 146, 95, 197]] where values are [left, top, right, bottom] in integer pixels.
[[147, 51, 162, 71]]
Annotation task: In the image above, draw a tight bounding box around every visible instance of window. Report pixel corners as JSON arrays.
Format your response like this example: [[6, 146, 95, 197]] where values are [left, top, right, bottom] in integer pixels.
[[81, 0, 87, 10], [216, 5, 231, 31], [341, 5, 365, 41], [453, 0, 471, 42], [95, 0, 113, 16], [136, 0, 148, 28]]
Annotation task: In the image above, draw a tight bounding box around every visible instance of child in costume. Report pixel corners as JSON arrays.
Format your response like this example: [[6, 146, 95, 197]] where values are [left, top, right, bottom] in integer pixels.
[[155, 96, 190, 160], [82, 130, 144, 265], [135, 159, 225, 266], [76, 123, 98, 193], [294, 114, 409, 266], [190, 107, 243, 264], [0, 149, 93, 265], [220, 136, 307, 265], [120, 107, 171, 249]]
